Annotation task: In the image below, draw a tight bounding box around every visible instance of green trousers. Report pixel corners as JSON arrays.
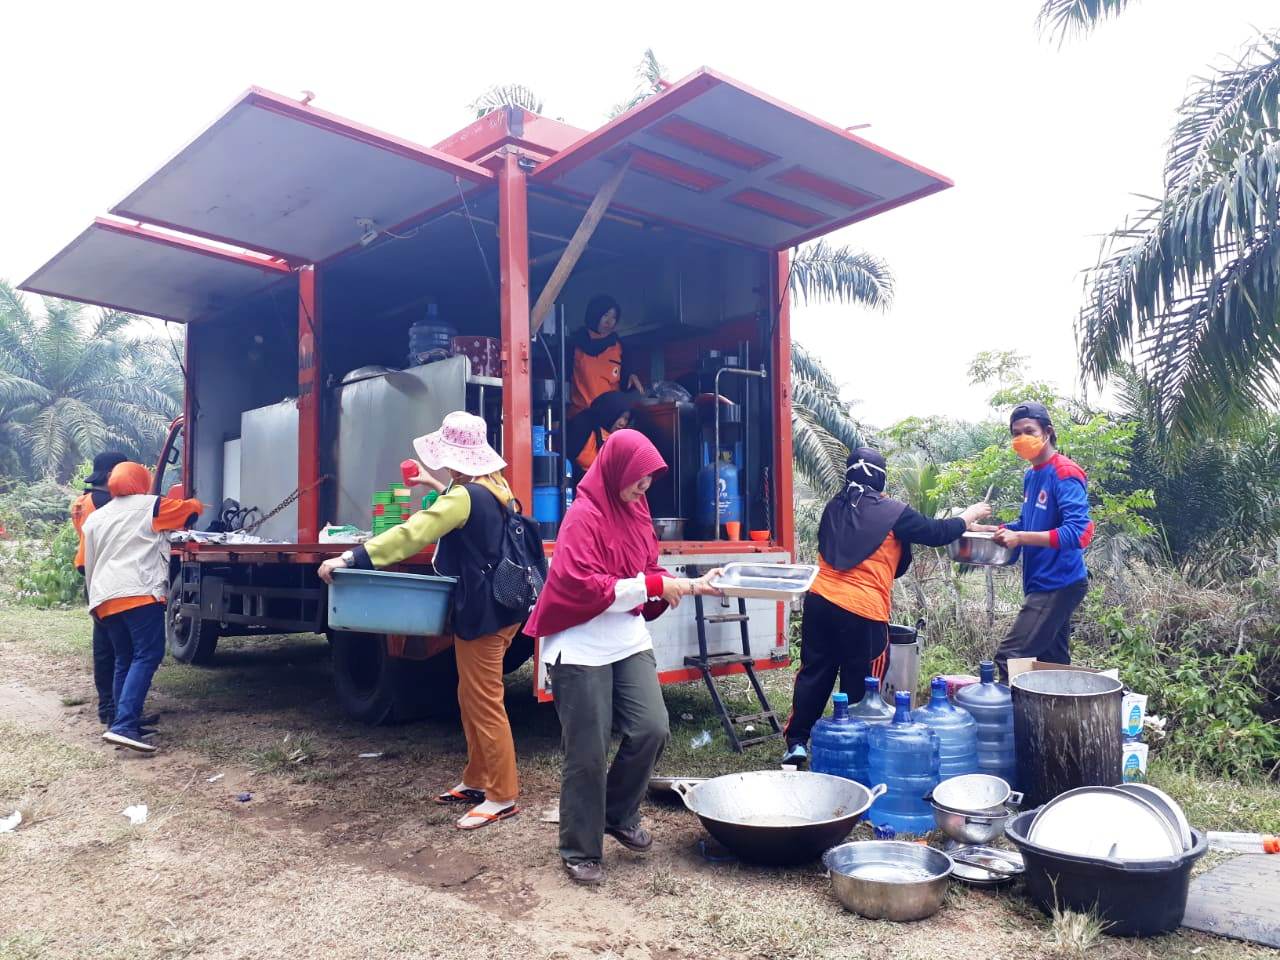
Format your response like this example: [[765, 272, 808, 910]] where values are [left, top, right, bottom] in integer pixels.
[[550, 649, 670, 863]]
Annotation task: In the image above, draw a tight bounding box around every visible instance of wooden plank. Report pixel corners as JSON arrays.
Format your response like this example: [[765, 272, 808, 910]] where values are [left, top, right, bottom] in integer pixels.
[[1182, 854, 1280, 947], [528, 154, 631, 335]]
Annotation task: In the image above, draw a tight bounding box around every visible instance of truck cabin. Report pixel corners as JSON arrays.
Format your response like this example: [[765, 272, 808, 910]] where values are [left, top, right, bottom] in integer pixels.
[[21, 70, 950, 723]]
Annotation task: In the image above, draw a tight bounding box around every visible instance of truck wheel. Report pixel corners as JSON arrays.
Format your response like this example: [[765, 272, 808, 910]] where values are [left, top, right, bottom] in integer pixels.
[[166, 577, 219, 664], [330, 632, 459, 724]]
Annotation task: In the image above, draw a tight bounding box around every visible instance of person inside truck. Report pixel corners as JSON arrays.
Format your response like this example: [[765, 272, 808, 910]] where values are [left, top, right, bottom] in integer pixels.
[[780, 447, 990, 768], [82, 462, 204, 753], [978, 401, 1093, 679], [568, 294, 643, 419], [524, 429, 722, 885], [71, 450, 129, 729], [565, 388, 644, 471], [316, 411, 526, 831]]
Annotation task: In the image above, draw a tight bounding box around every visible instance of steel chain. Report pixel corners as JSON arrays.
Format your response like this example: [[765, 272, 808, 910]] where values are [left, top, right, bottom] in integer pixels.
[[244, 474, 333, 535]]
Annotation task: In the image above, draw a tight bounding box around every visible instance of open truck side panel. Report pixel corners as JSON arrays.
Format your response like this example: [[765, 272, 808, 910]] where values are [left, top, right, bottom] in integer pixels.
[[21, 70, 950, 723]]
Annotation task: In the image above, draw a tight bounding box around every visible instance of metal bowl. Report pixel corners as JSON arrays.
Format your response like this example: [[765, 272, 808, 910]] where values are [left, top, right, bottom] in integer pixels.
[[930, 800, 1016, 845], [933, 774, 1019, 813], [652, 518, 686, 541], [823, 841, 954, 921], [946, 532, 1016, 566], [673, 771, 884, 865]]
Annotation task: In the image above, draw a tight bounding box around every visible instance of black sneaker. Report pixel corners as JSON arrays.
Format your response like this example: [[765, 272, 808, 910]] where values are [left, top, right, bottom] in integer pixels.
[[780, 743, 808, 769]]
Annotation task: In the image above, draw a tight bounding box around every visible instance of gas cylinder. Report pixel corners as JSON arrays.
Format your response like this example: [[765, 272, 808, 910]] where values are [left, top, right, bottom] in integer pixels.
[[696, 453, 742, 529]]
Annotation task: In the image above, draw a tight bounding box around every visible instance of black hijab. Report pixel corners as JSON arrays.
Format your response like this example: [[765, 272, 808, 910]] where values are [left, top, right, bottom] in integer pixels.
[[817, 447, 911, 576], [571, 295, 622, 358], [567, 390, 643, 461]]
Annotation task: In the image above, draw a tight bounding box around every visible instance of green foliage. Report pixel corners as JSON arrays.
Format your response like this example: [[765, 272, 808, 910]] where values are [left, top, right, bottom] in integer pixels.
[[788, 241, 894, 311], [13, 522, 83, 608], [1091, 604, 1280, 779], [468, 84, 544, 119], [0, 281, 182, 481], [1075, 32, 1280, 439], [609, 49, 670, 119], [0, 478, 74, 537]]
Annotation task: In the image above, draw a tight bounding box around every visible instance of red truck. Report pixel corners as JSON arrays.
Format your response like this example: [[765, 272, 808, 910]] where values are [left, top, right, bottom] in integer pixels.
[[22, 69, 949, 736]]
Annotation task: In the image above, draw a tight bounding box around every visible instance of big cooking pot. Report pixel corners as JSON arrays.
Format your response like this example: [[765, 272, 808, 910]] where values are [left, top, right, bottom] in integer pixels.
[[673, 770, 885, 865]]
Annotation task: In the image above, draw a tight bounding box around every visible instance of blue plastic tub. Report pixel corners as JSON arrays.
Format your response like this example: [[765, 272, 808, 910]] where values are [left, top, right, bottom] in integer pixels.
[[327, 568, 456, 635]]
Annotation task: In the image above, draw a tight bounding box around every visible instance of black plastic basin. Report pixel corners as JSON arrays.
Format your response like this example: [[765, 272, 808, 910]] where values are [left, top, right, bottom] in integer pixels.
[[1005, 809, 1207, 937]]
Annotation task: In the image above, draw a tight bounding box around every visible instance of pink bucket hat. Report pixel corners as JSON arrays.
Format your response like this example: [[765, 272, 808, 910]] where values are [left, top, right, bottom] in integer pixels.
[[413, 411, 506, 477]]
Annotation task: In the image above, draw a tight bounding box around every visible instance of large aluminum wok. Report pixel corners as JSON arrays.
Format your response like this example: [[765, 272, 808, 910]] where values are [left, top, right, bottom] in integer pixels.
[[673, 771, 886, 865]]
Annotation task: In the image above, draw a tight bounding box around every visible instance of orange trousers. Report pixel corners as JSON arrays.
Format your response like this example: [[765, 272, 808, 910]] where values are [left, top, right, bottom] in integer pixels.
[[454, 623, 520, 803]]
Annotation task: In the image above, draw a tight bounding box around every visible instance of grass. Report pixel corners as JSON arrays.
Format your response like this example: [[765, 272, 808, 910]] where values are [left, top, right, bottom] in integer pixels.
[[248, 732, 317, 774], [59, 696, 87, 707], [1149, 760, 1280, 834], [1048, 903, 1111, 956], [0, 718, 105, 804], [0, 607, 90, 660], [0, 934, 52, 960]]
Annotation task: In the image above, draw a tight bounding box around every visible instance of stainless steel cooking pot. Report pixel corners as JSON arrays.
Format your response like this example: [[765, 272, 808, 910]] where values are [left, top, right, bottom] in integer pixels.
[[823, 841, 954, 921], [929, 799, 1018, 845], [673, 771, 885, 865], [946, 532, 1016, 566]]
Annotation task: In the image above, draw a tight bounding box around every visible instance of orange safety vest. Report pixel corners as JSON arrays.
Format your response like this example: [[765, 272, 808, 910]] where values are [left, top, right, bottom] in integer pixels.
[[569, 341, 623, 418]]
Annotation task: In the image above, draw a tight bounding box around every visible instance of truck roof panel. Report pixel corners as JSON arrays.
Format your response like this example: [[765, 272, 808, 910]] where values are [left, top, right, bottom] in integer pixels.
[[19, 219, 291, 324], [532, 69, 952, 250], [110, 87, 494, 264]]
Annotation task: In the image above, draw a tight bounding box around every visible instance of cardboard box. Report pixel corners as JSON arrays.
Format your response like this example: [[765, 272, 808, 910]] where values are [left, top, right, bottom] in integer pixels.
[[1007, 658, 1120, 682]]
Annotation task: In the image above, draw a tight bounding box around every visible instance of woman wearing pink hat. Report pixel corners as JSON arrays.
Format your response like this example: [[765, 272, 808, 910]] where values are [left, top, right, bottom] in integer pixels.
[[318, 411, 524, 830]]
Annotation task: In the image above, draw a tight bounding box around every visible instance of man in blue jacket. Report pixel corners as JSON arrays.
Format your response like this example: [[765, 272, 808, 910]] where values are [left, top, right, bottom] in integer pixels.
[[987, 402, 1093, 680]]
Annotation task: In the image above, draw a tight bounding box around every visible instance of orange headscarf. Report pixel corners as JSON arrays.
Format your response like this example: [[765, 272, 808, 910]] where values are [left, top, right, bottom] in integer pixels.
[[107, 462, 152, 497]]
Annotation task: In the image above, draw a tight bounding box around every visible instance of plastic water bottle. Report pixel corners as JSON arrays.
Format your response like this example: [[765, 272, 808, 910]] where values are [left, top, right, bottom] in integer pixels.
[[867, 691, 941, 835], [955, 660, 1017, 789], [849, 676, 894, 723], [912, 676, 979, 781], [810, 693, 873, 787]]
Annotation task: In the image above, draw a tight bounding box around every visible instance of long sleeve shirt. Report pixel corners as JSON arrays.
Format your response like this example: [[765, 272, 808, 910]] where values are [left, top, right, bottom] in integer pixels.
[[1004, 453, 1094, 594], [540, 571, 667, 668], [813, 507, 965, 622], [353, 486, 471, 570]]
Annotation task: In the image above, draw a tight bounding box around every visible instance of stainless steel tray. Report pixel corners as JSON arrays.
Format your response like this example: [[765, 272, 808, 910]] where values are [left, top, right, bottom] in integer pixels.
[[710, 562, 818, 600]]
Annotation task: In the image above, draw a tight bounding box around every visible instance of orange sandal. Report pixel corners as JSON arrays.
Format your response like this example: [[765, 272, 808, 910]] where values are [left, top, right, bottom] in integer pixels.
[[456, 804, 518, 830], [435, 787, 485, 806]]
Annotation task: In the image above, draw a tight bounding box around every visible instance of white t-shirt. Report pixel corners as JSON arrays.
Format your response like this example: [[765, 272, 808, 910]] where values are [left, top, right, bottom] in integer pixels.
[[540, 573, 654, 668]]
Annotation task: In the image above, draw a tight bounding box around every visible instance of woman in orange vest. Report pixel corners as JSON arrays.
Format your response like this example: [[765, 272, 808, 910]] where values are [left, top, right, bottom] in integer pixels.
[[566, 389, 644, 472], [781, 448, 989, 768], [568, 295, 642, 419]]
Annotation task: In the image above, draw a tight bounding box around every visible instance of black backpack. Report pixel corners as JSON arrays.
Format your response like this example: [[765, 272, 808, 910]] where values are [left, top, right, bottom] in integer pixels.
[[488, 498, 548, 616]]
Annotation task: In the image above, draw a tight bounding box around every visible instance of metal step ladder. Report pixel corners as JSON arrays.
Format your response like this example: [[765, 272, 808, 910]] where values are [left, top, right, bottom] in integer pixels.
[[684, 568, 784, 753]]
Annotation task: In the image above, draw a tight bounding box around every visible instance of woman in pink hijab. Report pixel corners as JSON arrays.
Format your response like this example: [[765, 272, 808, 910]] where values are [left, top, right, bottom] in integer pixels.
[[525, 429, 720, 885]]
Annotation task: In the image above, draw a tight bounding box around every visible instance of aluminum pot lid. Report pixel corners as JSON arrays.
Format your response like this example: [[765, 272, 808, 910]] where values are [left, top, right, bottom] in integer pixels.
[[1115, 783, 1194, 851], [933, 774, 1012, 813], [1028, 786, 1183, 860]]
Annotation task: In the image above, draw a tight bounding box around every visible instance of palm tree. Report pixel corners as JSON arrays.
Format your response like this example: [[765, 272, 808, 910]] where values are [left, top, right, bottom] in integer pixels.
[[468, 84, 544, 119], [1037, 3, 1280, 440], [0, 281, 182, 481], [467, 58, 889, 494]]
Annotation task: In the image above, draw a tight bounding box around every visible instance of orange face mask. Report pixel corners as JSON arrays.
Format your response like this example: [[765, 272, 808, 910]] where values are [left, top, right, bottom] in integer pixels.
[[1012, 434, 1046, 461]]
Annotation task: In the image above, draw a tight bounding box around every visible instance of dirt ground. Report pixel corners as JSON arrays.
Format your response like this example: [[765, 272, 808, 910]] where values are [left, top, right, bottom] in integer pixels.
[[0, 607, 1276, 960]]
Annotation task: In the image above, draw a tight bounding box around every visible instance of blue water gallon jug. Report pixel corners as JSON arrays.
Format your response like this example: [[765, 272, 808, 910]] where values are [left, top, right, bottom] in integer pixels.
[[912, 676, 979, 781], [867, 691, 941, 835], [695, 456, 742, 527], [849, 676, 894, 723], [810, 693, 873, 787], [954, 660, 1017, 789], [532, 485, 561, 524]]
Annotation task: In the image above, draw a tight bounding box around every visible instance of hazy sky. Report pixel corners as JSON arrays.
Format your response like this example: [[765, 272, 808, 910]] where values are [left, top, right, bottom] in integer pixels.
[[2, 0, 1273, 426]]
